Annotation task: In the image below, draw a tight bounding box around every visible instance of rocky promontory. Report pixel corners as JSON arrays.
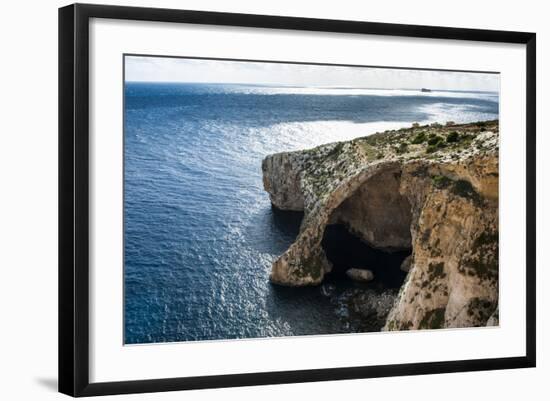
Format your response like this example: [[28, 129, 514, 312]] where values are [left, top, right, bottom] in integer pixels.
[[262, 121, 499, 330]]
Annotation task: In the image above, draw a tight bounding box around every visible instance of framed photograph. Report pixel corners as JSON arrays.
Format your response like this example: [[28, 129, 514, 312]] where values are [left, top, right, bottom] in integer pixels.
[[58, 3, 536, 397]]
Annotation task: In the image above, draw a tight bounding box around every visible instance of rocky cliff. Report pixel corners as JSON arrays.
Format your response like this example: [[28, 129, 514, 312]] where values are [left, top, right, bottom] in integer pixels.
[[262, 121, 499, 329]]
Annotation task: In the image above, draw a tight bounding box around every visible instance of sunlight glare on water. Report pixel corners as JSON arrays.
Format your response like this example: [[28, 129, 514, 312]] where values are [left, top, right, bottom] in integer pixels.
[[124, 83, 499, 344]]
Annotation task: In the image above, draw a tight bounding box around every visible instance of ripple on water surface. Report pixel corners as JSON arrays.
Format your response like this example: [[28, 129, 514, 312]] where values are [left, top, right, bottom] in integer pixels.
[[123, 83, 499, 344]]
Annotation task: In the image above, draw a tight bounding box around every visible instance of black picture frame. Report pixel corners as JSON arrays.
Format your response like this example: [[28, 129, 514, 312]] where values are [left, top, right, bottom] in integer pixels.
[[59, 3, 536, 397]]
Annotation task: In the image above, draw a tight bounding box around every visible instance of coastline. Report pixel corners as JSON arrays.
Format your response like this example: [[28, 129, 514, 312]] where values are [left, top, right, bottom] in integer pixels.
[[262, 120, 499, 331]]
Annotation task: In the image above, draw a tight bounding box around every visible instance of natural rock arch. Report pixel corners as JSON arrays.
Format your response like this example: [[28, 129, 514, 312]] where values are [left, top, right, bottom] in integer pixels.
[[262, 121, 500, 329]]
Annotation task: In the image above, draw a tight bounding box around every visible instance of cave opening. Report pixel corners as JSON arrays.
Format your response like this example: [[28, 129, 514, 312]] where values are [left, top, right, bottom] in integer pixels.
[[319, 168, 413, 288], [321, 224, 410, 288]]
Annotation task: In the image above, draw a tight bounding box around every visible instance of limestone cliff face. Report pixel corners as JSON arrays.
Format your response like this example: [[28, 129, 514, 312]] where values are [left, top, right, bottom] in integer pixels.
[[262, 152, 305, 211], [263, 121, 499, 329], [385, 155, 498, 330]]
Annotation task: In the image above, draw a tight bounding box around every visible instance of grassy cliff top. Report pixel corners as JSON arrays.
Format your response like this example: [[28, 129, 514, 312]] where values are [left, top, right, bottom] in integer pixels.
[[294, 120, 499, 204]]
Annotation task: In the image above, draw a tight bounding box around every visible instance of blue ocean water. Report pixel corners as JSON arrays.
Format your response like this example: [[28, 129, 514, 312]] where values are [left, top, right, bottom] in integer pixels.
[[124, 82, 499, 344]]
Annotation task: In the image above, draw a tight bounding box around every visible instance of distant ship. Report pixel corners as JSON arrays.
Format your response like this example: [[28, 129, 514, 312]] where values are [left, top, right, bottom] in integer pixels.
[[421, 88, 432, 93]]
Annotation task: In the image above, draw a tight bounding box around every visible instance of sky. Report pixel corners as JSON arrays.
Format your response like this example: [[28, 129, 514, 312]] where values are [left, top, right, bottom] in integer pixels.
[[125, 55, 499, 92]]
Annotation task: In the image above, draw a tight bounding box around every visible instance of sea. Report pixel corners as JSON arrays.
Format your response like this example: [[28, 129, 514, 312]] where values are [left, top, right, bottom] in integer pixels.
[[124, 82, 499, 344]]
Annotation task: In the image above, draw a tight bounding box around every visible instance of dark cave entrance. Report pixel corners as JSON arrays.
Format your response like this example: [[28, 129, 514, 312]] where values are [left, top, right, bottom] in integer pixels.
[[320, 167, 413, 289], [321, 224, 410, 289]]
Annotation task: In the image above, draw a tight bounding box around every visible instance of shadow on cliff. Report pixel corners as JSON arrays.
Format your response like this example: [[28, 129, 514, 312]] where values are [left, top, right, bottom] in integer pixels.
[[243, 205, 304, 256], [321, 224, 410, 290]]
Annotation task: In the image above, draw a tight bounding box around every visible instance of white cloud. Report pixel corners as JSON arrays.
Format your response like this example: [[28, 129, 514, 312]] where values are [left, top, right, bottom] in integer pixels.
[[125, 55, 499, 92]]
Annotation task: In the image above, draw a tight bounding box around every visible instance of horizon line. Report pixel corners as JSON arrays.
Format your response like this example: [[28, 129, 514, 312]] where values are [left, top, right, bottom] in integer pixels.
[[123, 81, 499, 93]]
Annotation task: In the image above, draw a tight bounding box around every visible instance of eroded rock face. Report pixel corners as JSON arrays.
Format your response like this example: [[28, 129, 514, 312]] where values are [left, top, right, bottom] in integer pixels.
[[262, 121, 499, 329], [385, 156, 499, 330], [400, 255, 413, 272], [262, 152, 305, 211]]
